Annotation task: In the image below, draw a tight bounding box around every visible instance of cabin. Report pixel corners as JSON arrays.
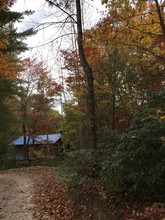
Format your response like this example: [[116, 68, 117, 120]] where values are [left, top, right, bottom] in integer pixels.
[[11, 134, 63, 160]]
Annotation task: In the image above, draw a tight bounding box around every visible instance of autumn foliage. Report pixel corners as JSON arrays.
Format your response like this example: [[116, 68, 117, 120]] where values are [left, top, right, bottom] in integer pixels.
[[57, 1, 165, 219], [0, 0, 165, 219], [15, 58, 62, 137]]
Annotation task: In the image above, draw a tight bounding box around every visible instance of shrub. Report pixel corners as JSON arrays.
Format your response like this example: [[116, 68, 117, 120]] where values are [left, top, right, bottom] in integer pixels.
[[63, 149, 94, 176], [100, 90, 165, 197]]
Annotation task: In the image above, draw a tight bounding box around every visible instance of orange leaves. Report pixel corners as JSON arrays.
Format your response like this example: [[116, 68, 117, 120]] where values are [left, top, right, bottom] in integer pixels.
[[0, 35, 9, 49], [0, 4, 20, 79], [30, 167, 83, 220], [96, 2, 165, 58], [0, 167, 84, 220], [16, 57, 62, 136], [0, 0, 13, 10], [0, 36, 16, 78], [0, 54, 19, 78]]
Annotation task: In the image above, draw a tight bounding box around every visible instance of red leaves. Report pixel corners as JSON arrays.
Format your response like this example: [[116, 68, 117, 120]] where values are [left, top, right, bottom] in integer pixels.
[[15, 57, 63, 135], [61, 50, 80, 72]]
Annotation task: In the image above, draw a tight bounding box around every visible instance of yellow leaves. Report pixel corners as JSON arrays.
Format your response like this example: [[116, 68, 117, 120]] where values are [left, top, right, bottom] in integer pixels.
[[141, 108, 165, 123], [101, 0, 165, 61], [160, 136, 165, 141], [140, 35, 153, 48], [160, 116, 165, 121]]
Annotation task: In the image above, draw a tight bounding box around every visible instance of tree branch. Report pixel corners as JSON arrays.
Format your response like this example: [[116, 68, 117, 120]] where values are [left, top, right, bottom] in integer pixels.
[[45, 0, 77, 24], [29, 32, 76, 48]]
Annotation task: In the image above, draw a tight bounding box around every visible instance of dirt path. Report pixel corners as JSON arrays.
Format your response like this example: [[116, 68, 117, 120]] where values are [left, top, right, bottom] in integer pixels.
[[0, 171, 35, 220], [0, 166, 83, 220], [1, 166, 164, 220]]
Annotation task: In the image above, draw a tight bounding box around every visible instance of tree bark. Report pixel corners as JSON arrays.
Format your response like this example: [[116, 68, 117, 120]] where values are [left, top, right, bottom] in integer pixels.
[[45, 0, 97, 149], [75, 0, 96, 149], [112, 47, 117, 131], [22, 104, 29, 160], [154, 0, 165, 40]]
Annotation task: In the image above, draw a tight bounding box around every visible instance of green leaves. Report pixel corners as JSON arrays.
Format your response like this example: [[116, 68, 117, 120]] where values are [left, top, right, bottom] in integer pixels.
[[101, 0, 108, 4], [100, 89, 165, 196]]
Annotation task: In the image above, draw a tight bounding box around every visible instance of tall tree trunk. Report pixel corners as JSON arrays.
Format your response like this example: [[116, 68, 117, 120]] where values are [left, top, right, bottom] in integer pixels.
[[75, 0, 96, 149], [22, 104, 29, 160], [154, 0, 165, 39], [112, 85, 116, 130], [45, 0, 97, 149], [112, 47, 117, 131]]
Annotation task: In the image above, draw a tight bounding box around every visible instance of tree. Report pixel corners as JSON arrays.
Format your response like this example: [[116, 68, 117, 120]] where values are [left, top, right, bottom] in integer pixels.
[[45, 0, 97, 149], [0, 0, 34, 158], [61, 5, 165, 141], [101, 89, 165, 197], [101, 0, 165, 60], [16, 58, 62, 141], [75, 0, 96, 149], [0, 0, 14, 9], [61, 49, 91, 148]]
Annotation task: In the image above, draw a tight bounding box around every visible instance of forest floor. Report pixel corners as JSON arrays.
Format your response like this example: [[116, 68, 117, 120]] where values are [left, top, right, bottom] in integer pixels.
[[0, 166, 84, 220], [0, 166, 165, 220]]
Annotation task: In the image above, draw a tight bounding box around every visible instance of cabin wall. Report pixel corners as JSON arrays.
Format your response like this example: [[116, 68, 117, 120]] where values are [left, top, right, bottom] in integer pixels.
[[15, 145, 28, 160]]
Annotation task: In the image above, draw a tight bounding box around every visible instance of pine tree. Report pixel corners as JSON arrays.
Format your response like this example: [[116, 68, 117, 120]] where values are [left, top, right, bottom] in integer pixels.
[[0, 0, 35, 158]]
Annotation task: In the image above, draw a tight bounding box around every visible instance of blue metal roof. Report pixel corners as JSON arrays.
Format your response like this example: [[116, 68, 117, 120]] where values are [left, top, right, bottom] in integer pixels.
[[11, 134, 61, 145]]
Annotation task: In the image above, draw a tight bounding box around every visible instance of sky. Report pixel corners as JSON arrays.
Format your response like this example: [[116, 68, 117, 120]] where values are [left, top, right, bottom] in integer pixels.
[[12, 0, 106, 50], [11, 0, 106, 111]]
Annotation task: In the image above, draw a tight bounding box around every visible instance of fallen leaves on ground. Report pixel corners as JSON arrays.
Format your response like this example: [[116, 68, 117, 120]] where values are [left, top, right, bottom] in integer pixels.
[[1, 166, 165, 219], [30, 167, 83, 220], [0, 166, 84, 220]]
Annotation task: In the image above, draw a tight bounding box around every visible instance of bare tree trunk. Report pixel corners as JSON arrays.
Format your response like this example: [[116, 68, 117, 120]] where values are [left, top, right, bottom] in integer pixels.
[[75, 0, 96, 149], [154, 0, 165, 39], [22, 106, 29, 160], [112, 47, 117, 131], [45, 0, 97, 149], [112, 85, 116, 130]]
